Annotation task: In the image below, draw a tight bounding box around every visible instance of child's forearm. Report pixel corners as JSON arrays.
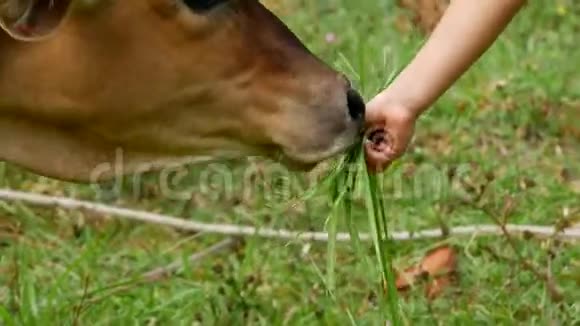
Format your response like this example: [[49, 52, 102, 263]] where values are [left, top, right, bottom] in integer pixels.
[[381, 0, 526, 118]]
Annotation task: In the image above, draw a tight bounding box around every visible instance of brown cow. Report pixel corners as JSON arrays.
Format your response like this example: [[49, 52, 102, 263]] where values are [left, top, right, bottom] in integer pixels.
[[0, 0, 365, 183]]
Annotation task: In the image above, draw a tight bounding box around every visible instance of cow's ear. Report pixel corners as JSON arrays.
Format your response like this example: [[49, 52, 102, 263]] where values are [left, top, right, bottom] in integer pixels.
[[0, 0, 73, 41]]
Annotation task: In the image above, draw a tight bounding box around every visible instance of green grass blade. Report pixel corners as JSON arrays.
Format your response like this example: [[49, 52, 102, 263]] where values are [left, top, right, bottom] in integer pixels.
[[0, 305, 15, 326], [363, 168, 402, 325], [326, 188, 345, 293]]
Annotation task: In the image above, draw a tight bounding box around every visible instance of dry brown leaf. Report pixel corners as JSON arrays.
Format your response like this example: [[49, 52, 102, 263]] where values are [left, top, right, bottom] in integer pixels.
[[425, 275, 453, 299], [420, 245, 457, 276], [397, 0, 449, 34], [395, 265, 423, 290], [391, 245, 458, 300]]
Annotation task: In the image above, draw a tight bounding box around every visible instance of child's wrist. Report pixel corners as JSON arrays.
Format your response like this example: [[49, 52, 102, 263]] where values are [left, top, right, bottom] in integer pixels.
[[374, 90, 424, 121]]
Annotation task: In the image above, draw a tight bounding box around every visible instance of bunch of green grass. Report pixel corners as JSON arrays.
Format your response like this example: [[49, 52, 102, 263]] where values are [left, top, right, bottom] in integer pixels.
[[324, 140, 402, 325]]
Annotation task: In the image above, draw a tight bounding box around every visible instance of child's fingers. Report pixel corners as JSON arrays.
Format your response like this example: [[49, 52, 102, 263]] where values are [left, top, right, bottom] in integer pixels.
[[364, 145, 393, 173], [364, 128, 396, 173]]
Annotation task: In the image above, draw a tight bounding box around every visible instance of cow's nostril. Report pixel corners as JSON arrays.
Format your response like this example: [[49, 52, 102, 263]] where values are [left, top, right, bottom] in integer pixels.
[[346, 88, 365, 121]]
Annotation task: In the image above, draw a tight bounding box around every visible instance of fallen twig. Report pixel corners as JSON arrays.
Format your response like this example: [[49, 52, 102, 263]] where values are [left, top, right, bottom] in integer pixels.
[[141, 237, 239, 282], [1, 188, 579, 242], [480, 200, 565, 303]]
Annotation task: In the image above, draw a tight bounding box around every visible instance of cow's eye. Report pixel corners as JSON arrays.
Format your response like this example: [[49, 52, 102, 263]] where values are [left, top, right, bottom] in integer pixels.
[[182, 0, 228, 12]]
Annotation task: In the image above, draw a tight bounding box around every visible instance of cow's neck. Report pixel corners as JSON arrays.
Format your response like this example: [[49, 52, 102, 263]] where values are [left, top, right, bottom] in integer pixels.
[[0, 113, 196, 182]]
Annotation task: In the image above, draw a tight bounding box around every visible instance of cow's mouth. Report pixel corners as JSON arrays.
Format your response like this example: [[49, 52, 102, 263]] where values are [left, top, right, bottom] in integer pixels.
[[278, 135, 359, 171]]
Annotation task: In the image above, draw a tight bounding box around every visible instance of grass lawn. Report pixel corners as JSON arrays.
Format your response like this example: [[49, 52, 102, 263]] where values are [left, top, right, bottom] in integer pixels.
[[1, 0, 579, 324]]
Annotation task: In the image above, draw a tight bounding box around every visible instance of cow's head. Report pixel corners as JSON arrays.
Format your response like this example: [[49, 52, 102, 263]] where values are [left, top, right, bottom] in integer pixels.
[[0, 0, 365, 182]]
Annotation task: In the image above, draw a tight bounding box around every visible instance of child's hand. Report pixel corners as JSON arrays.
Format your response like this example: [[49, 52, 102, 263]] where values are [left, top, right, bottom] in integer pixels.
[[361, 0, 525, 173], [364, 95, 417, 173]]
